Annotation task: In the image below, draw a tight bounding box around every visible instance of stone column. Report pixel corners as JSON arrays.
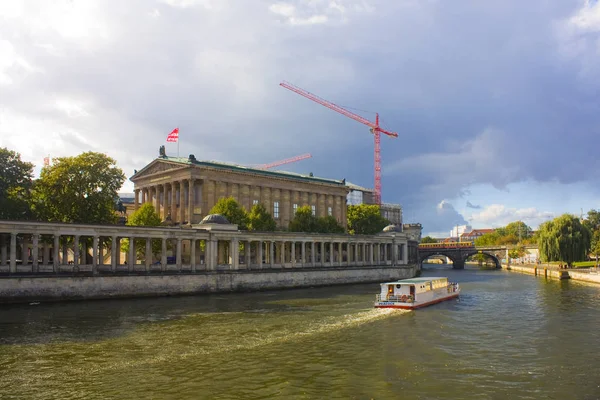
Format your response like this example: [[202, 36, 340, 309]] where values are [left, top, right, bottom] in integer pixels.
[[98, 240, 104, 266], [311, 242, 315, 266], [171, 182, 177, 223], [190, 239, 197, 272], [369, 243, 374, 265], [42, 242, 50, 265], [141, 188, 147, 204], [134, 189, 140, 210], [231, 238, 239, 269], [161, 239, 167, 271], [257, 241, 263, 269], [269, 241, 275, 268], [244, 241, 251, 268], [320, 242, 325, 266], [92, 236, 99, 275], [53, 234, 60, 271], [392, 241, 398, 266], [111, 236, 118, 271], [207, 239, 218, 270], [72, 235, 79, 267], [9, 233, 17, 273], [0, 235, 6, 266], [21, 236, 29, 266], [301, 242, 306, 267], [383, 244, 387, 265], [161, 183, 168, 220], [188, 179, 195, 225], [403, 243, 408, 264], [180, 180, 186, 224], [176, 238, 182, 270], [338, 242, 343, 266], [291, 241, 296, 267], [128, 237, 136, 271], [353, 243, 358, 266], [32, 234, 39, 272], [145, 238, 152, 271], [329, 242, 334, 267], [154, 186, 160, 217]]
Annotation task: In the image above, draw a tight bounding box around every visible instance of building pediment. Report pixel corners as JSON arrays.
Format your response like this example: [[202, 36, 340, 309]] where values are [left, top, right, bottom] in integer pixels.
[[130, 159, 190, 181]]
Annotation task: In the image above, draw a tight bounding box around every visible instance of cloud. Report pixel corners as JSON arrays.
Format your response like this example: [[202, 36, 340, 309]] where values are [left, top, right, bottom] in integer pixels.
[[1, 0, 599, 236], [468, 204, 555, 228], [466, 201, 482, 209]]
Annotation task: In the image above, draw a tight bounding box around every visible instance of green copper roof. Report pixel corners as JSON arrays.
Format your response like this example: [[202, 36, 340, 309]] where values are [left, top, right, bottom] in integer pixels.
[[161, 156, 346, 186], [382, 277, 449, 285]]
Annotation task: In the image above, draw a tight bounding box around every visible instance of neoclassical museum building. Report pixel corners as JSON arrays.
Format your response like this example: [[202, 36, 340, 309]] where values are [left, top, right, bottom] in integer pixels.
[[130, 152, 351, 229]]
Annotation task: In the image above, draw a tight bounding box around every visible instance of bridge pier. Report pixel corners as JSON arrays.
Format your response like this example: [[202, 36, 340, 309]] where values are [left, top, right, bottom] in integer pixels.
[[452, 260, 465, 269]]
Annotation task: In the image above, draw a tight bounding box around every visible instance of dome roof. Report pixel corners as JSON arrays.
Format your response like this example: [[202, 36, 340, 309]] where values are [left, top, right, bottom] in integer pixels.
[[382, 224, 402, 233], [200, 214, 230, 225]]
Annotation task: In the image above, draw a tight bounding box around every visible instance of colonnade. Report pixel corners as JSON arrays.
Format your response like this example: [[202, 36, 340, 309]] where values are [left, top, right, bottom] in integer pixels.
[[135, 178, 195, 224], [0, 221, 411, 275]]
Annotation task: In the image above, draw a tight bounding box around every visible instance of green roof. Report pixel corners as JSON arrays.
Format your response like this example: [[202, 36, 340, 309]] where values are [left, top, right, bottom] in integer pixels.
[[154, 156, 346, 186], [382, 277, 449, 285]]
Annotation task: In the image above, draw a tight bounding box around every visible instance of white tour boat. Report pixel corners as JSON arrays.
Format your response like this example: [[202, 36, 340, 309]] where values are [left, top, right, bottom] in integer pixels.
[[374, 277, 460, 310]]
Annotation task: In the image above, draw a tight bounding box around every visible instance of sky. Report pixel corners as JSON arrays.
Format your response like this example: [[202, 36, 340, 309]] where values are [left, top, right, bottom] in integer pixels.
[[2, 0, 600, 237]]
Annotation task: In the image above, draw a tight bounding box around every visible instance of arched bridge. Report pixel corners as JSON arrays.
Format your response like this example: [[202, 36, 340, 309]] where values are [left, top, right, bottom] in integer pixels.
[[418, 243, 511, 269]]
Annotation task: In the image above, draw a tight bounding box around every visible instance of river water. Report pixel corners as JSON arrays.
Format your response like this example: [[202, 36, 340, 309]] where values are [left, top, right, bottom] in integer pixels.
[[1, 265, 600, 399]]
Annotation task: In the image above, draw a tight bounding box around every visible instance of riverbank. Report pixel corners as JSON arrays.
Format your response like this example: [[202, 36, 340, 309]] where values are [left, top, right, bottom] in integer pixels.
[[0, 265, 418, 304], [501, 263, 600, 284]]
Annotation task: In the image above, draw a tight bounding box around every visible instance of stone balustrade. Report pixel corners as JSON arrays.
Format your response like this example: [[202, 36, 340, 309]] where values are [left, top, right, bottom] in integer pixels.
[[0, 220, 412, 276]]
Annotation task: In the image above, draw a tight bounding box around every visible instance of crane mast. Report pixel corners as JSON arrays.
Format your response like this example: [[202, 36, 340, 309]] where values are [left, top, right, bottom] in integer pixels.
[[279, 81, 397, 204]]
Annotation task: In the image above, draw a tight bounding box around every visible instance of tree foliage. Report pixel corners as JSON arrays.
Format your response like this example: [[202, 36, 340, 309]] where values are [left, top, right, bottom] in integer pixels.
[[209, 196, 248, 229], [122, 203, 163, 260], [474, 232, 501, 246], [32, 152, 125, 224], [347, 204, 389, 235], [420, 236, 437, 244], [0, 147, 34, 220], [537, 214, 591, 266], [247, 203, 276, 232], [288, 206, 345, 233], [317, 215, 345, 234]]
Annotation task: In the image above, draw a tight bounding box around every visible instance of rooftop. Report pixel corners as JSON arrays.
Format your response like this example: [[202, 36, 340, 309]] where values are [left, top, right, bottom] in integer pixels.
[[382, 277, 449, 285], [137, 156, 347, 186]]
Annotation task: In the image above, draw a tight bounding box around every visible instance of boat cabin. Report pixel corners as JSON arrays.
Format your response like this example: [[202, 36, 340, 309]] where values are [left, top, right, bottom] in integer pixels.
[[379, 277, 449, 302]]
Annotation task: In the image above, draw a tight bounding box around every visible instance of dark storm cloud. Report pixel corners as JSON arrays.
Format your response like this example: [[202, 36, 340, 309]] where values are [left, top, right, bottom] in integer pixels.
[[2, 0, 599, 234], [466, 201, 481, 210]]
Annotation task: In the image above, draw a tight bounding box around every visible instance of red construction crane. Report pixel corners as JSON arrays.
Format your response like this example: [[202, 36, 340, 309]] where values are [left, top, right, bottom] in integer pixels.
[[255, 153, 312, 170], [280, 81, 398, 204]]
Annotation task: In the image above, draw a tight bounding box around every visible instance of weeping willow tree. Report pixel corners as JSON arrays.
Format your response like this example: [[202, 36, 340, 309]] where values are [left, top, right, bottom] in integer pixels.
[[537, 214, 591, 266]]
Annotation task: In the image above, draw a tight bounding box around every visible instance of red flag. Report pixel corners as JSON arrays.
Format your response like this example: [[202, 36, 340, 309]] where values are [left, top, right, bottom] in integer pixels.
[[166, 127, 179, 142]]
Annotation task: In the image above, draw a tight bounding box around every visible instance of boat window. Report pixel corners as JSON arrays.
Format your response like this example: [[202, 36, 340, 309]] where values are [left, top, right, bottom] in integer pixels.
[[396, 284, 401, 289]]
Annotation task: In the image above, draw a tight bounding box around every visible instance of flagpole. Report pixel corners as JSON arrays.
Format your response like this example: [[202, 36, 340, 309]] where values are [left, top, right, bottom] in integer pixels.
[[178, 128, 180, 157]]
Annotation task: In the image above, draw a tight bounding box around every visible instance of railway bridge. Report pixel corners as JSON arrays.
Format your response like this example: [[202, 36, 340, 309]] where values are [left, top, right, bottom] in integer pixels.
[[418, 243, 512, 269]]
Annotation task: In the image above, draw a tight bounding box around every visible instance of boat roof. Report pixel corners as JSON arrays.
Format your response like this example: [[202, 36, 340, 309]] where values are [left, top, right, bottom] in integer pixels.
[[381, 277, 449, 285]]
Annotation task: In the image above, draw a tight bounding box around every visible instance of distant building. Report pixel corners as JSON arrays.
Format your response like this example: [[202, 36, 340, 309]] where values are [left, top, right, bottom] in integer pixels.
[[461, 228, 495, 242], [345, 181, 403, 226], [450, 225, 472, 239]]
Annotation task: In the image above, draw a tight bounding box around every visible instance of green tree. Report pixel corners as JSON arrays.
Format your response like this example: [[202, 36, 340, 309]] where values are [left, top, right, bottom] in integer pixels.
[[420, 236, 437, 244], [504, 221, 531, 242], [317, 215, 345, 234], [347, 204, 389, 235], [474, 232, 501, 246], [289, 206, 319, 233], [537, 214, 591, 267], [32, 152, 125, 224], [0, 147, 34, 220], [247, 203, 276, 231], [121, 203, 163, 261], [209, 196, 248, 229]]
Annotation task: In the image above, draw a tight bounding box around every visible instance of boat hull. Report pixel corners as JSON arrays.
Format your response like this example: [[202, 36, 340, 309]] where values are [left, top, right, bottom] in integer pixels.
[[374, 291, 460, 310]]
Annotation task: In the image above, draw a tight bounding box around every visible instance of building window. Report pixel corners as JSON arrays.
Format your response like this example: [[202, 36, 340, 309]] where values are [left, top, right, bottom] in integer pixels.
[[293, 203, 298, 214], [311, 205, 316, 216], [253, 199, 259, 205], [274, 201, 279, 218], [328, 206, 332, 216]]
